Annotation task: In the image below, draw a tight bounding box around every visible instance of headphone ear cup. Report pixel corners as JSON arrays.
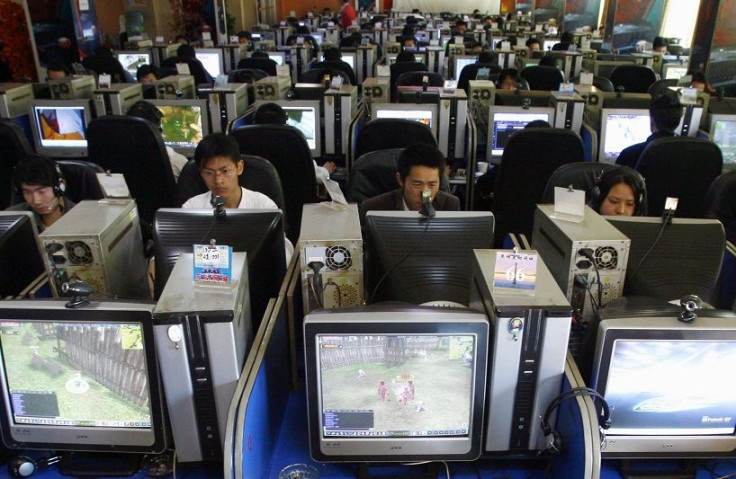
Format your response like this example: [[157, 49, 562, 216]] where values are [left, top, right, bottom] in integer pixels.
[[590, 184, 601, 202], [8, 456, 36, 478], [52, 161, 65, 197]]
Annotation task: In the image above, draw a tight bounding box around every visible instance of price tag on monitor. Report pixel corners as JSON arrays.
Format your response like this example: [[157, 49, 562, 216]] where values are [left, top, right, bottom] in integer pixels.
[[155, 36, 165, 44], [97, 74, 111, 89], [454, 36, 464, 45], [230, 35, 239, 44], [493, 250, 538, 295], [580, 72, 594, 85], [202, 31, 212, 41], [193, 243, 233, 285]]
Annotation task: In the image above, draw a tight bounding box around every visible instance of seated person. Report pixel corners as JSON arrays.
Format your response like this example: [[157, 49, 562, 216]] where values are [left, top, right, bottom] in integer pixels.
[[588, 166, 646, 216], [172, 44, 214, 85], [82, 46, 129, 83], [538, 54, 560, 67], [496, 68, 519, 90], [126, 100, 188, 182], [174, 34, 188, 45], [526, 38, 541, 52], [7, 155, 75, 231], [477, 51, 498, 65], [318, 47, 357, 85], [360, 143, 460, 224], [616, 94, 683, 169], [652, 36, 668, 54], [237, 30, 252, 49], [690, 71, 717, 95], [46, 62, 70, 81], [395, 50, 416, 63], [452, 19, 468, 37], [552, 31, 575, 51], [136, 64, 158, 84], [252, 102, 336, 183]]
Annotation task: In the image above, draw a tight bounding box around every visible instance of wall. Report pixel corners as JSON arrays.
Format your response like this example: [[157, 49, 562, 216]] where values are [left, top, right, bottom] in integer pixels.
[[95, 0, 125, 41]]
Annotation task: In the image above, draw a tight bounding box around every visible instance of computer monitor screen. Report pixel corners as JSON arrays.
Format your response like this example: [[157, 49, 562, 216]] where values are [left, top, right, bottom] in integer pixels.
[[304, 306, 489, 462], [663, 64, 688, 80], [543, 38, 559, 51], [599, 108, 651, 164], [267, 52, 286, 66], [710, 114, 736, 169], [254, 99, 321, 157], [153, 208, 287, 327], [605, 217, 725, 305], [453, 55, 477, 82], [29, 100, 92, 158], [371, 103, 438, 137], [115, 51, 152, 78], [487, 106, 554, 160], [311, 32, 324, 46], [0, 300, 167, 456], [0, 212, 45, 298], [340, 51, 356, 70], [365, 211, 494, 306], [195, 48, 225, 77], [147, 99, 209, 156], [590, 310, 736, 458]]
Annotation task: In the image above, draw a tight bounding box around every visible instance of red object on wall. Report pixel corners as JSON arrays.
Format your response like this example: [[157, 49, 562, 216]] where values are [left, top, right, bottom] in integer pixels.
[[0, 0, 37, 81]]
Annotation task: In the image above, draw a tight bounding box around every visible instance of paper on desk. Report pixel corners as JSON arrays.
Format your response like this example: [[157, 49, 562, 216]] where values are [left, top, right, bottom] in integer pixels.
[[96, 173, 131, 198]]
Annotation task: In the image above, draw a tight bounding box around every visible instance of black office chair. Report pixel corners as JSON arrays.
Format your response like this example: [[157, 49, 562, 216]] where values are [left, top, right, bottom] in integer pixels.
[[396, 71, 444, 88], [520, 65, 565, 91], [347, 149, 404, 204], [390, 61, 428, 101], [161, 57, 213, 85], [227, 68, 269, 83], [354, 119, 437, 160], [635, 137, 723, 218], [648, 78, 679, 98], [229, 125, 318, 242], [541, 162, 620, 204], [177, 155, 286, 214], [608, 65, 658, 94], [571, 75, 615, 92], [706, 170, 736, 246], [56, 160, 105, 203], [310, 60, 357, 86], [299, 67, 352, 85], [0, 119, 34, 209], [493, 128, 584, 246], [458, 63, 502, 94], [87, 115, 180, 224], [237, 57, 278, 76]]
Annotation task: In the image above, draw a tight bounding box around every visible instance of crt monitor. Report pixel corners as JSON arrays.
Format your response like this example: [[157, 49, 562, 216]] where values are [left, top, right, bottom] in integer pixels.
[[364, 211, 494, 306], [267, 51, 286, 66], [663, 63, 689, 80], [709, 114, 736, 170], [29, 99, 92, 158], [605, 216, 725, 305], [453, 55, 477, 82], [370, 103, 438, 137], [115, 51, 152, 78], [304, 305, 489, 462], [598, 108, 651, 164], [486, 106, 554, 162], [194, 48, 225, 77], [147, 99, 210, 157], [153, 208, 287, 327], [0, 212, 45, 298], [590, 309, 736, 458], [0, 300, 168, 462], [254, 99, 321, 158]]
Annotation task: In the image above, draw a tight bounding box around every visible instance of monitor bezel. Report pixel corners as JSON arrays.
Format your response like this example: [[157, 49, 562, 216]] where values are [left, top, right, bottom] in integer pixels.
[[370, 102, 439, 137], [194, 47, 226, 77], [304, 306, 489, 462], [598, 107, 651, 164], [486, 105, 555, 162], [146, 99, 211, 156], [253, 99, 322, 158], [591, 312, 736, 458], [0, 300, 167, 453], [662, 63, 689, 81], [28, 99, 93, 158], [267, 51, 286, 66]]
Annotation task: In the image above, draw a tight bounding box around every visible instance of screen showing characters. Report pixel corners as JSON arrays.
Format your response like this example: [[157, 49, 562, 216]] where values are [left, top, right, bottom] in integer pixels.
[[0, 320, 153, 429], [117, 53, 151, 77], [713, 119, 736, 166], [603, 113, 651, 159], [491, 112, 550, 156], [604, 339, 736, 435], [317, 334, 475, 438], [155, 104, 205, 149], [33, 106, 87, 148], [283, 106, 317, 150]]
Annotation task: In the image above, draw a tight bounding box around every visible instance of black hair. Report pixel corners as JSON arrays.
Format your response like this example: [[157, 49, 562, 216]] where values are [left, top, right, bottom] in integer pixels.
[[126, 100, 163, 128], [253, 102, 287, 125], [653, 36, 667, 49], [455, 19, 467, 27], [589, 166, 647, 216], [649, 93, 683, 132], [538, 54, 559, 67], [46, 62, 69, 76], [496, 68, 519, 87], [193, 133, 241, 168], [136, 64, 158, 82], [323, 47, 341, 62], [13, 155, 60, 192], [177, 44, 196, 59], [560, 31, 574, 43], [691, 71, 707, 84], [397, 143, 446, 181], [237, 31, 251, 40], [401, 25, 415, 36], [251, 51, 269, 58], [396, 50, 416, 63], [525, 119, 551, 129], [296, 26, 310, 35], [477, 51, 497, 64], [526, 37, 541, 48]]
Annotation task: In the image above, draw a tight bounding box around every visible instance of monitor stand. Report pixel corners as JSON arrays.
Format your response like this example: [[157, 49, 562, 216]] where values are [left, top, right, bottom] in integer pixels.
[[59, 452, 143, 476]]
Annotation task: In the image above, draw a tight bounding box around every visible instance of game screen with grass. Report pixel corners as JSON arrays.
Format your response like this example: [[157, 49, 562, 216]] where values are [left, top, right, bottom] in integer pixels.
[[317, 334, 475, 437], [157, 104, 205, 149], [0, 321, 153, 429]]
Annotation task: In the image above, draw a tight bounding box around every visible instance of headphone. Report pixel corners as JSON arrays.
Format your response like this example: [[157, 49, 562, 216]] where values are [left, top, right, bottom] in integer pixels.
[[539, 387, 611, 456], [8, 455, 60, 478], [14, 156, 65, 198], [590, 166, 646, 215]]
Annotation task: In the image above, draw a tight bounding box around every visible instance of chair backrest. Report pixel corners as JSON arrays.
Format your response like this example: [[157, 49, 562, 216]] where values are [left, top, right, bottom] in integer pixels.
[[636, 137, 723, 218], [354, 119, 437, 159], [227, 68, 269, 83], [55, 160, 105, 203], [494, 127, 584, 246], [236, 58, 278, 76], [299, 67, 352, 85], [390, 61, 428, 101], [86, 115, 180, 224], [161, 57, 213, 85], [648, 78, 679, 98], [608, 64, 658, 94], [229, 124, 318, 242], [572, 75, 615, 92], [311, 60, 357, 85], [458, 63, 502, 93], [396, 71, 445, 88], [520, 65, 565, 91], [488, 73, 530, 90], [706, 170, 736, 245], [178, 155, 286, 213], [347, 148, 404, 203], [0, 119, 34, 209], [541, 162, 620, 203]]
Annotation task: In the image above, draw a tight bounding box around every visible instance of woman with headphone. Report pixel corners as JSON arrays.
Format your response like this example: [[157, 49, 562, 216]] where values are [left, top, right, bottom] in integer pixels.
[[589, 166, 647, 217]]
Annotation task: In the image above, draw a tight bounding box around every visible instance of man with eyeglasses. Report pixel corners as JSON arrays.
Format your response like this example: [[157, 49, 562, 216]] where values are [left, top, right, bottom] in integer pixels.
[[182, 133, 278, 209]]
